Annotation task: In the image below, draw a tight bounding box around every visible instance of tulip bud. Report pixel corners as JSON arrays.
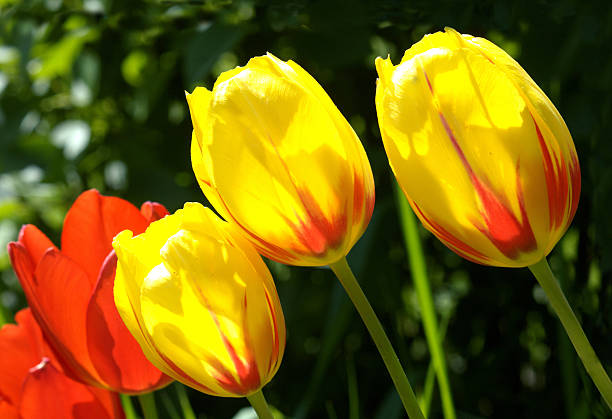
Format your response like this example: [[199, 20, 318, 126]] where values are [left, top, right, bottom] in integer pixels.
[[112, 202, 285, 397], [186, 53, 375, 266], [375, 28, 580, 267]]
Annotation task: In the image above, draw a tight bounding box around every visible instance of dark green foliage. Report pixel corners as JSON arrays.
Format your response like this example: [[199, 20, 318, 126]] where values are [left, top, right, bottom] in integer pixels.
[[0, 0, 610, 417]]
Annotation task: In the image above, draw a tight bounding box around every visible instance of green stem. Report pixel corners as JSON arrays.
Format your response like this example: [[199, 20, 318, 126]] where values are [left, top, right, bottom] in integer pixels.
[[394, 182, 456, 419], [138, 393, 159, 419], [330, 257, 425, 419], [120, 394, 138, 419], [246, 389, 274, 419], [420, 359, 436, 417], [529, 258, 612, 409], [175, 383, 197, 419], [421, 314, 451, 417]]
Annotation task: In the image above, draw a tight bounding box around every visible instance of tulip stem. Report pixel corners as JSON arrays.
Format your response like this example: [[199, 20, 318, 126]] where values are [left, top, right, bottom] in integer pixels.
[[394, 182, 456, 419], [247, 389, 274, 419], [330, 257, 425, 419], [137, 393, 159, 419], [529, 258, 612, 409], [175, 383, 196, 419], [120, 394, 138, 419]]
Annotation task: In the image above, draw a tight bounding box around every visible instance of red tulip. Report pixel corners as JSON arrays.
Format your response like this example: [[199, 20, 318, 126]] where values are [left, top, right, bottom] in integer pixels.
[[0, 308, 124, 419], [7, 189, 172, 394]]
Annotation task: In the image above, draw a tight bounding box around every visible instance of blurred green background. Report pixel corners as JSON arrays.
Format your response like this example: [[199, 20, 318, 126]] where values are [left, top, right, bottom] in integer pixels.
[[1, 0, 611, 418]]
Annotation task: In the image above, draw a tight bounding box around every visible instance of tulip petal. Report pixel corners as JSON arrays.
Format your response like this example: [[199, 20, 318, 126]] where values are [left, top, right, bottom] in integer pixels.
[[461, 31, 576, 162], [113, 219, 187, 382], [187, 92, 302, 265], [140, 235, 256, 397], [140, 201, 170, 223], [20, 358, 123, 419], [456, 29, 580, 252], [0, 401, 19, 419], [23, 249, 99, 384], [190, 130, 230, 221], [0, 309, 45, 406], [62, 189, 148, 283], [7, 241, 36, 293], [86, 251, 171, 394], [16, 225, 57, 266]]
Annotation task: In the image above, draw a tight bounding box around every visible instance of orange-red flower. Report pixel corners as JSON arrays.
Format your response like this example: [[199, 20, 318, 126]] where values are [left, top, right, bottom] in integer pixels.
[[7, 189, 172, 393], [0, 308, 124, 419]]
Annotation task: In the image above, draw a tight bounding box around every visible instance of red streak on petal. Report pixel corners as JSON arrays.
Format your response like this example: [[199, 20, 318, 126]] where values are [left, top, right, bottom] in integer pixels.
[[569, 152, 581, 221], [263, 289, 281, 375], [266, 128, 347, 257], [208, 366, 241, 394], [200, 177, 298, 264], [159, 351, 219, 395], [192, 282, 260, 395], [470, 163, 537, 258], [291, 186, 347, 256], [412, 202, 490, 265], [532, 115, 574, 230], [228, 294, 260, 392], [126, 299, 217, 395], [351, 172, 374, 230], [429, 77, 536, 260], [352, 172, 365, 224]]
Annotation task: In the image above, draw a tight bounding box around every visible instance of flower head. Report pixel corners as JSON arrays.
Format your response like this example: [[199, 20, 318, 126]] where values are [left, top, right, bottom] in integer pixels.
[[375, 28, 580, 267], [187, 53, 374, 266], [7, 189, 172, 393], [112, 202, 285, 397]]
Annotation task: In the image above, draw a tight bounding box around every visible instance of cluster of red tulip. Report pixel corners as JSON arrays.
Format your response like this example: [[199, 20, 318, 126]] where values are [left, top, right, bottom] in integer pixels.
[[2, 28, 610, 419], [2, 191, 171, 418]]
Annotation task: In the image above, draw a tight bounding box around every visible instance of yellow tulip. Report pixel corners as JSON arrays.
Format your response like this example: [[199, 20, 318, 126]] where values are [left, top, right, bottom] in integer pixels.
[[186, 53, 375, 267], [112, 202, 285, 397], [375, 28, 581, 267]]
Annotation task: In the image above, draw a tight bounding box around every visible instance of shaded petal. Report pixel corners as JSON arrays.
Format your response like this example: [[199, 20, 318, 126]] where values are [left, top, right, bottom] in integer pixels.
[[86, 252, 172, 393], [62, 189, 148, 283]]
